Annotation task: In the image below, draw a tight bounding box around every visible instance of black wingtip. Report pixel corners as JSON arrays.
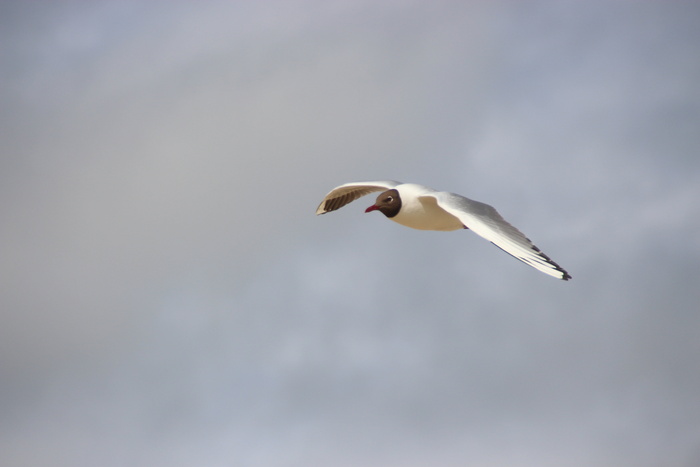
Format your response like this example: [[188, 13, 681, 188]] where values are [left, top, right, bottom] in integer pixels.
[[550, 260, 571, 281], [533, 246, 571, 281]]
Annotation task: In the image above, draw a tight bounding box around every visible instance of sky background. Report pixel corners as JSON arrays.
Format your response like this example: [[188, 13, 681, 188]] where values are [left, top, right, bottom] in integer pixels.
[[2, 1, 700, 466]]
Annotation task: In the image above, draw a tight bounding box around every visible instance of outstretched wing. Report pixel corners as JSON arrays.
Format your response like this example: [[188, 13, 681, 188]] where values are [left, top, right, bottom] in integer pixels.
[[423, 192, 571, 280], [316, 181, 401, 215]]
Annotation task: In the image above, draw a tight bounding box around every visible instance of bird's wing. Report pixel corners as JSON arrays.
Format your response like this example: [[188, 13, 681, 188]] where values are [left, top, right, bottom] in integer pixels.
[[315, 181, 401, 215], [422, 192, 571, 280]]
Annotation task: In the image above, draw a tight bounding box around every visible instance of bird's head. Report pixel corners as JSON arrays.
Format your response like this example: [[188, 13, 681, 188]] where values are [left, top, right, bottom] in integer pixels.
[[365, 189, 401, 218]]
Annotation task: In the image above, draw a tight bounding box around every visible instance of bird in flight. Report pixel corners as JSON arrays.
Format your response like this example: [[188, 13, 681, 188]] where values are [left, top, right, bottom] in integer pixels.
[[316, 181, 571, 280]]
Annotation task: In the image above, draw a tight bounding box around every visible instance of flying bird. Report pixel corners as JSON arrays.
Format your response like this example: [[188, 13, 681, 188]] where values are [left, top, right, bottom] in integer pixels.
[[316, 181, 571, 280]]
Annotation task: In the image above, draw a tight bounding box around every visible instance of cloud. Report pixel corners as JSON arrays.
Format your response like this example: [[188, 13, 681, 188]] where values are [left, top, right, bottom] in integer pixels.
[[1, 1, 700, 467]]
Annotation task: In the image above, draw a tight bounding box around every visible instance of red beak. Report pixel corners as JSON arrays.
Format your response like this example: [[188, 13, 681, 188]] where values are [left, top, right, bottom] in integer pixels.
[[365, 205, 379, 213]]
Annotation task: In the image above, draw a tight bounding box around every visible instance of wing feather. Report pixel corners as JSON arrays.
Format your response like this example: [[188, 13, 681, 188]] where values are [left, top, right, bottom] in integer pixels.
[[425, 192, 571, 280]]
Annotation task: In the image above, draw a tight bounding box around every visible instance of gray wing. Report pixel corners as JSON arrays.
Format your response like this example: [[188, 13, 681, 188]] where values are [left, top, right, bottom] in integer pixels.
[[424, 192, 571, 280], [316, 181, 401, 215]]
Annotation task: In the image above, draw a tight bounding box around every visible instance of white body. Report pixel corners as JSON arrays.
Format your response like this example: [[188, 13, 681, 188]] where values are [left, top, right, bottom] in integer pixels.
[[389, 184, 464, 231]]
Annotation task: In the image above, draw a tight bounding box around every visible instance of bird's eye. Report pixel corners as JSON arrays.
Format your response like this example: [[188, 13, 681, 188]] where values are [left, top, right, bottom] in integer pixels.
[[386, 196, 393, 202]]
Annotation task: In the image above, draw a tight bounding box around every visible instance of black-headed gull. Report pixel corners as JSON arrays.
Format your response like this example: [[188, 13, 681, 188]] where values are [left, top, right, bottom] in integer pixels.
[[316, 181, 571, 280]]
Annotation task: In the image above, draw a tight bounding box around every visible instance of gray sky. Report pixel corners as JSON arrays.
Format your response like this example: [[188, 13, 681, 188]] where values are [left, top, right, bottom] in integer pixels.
[[2, 1, 700, 466]]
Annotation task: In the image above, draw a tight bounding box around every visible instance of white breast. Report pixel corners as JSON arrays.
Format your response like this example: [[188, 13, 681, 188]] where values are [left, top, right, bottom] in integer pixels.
[[391, 184, 464, 231]]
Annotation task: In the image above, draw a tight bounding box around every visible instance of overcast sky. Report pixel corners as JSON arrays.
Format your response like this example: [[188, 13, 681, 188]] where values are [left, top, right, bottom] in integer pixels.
[[2, 1, 700, 466]]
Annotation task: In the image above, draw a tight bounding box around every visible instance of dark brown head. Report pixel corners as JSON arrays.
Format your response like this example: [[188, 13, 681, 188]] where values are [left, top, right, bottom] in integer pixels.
[[364, 189, 402, 218]]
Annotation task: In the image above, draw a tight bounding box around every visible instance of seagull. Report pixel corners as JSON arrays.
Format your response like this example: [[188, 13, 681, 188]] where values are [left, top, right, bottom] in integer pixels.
[[316, 181, 571, 280]]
